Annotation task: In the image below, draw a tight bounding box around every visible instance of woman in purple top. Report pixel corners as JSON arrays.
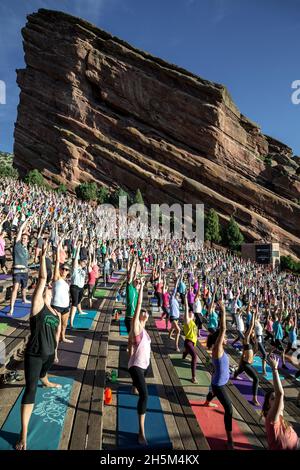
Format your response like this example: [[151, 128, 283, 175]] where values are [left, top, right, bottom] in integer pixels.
[[204, 297, 234, 449], [187, 283, 195, 312], [128, 277, 151, 446]]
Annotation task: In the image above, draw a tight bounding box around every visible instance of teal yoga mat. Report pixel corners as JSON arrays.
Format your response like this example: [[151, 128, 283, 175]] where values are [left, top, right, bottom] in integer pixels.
[[252, 355, 284, 382], [0, 376, 74, 450], [118, 385, 172, 449], [68, 310, 98, 330], [119, 317, 128, 336]]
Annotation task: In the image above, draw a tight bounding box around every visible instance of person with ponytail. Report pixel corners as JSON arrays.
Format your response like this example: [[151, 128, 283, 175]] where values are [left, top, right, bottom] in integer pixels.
[[262, 354, 299, 450]]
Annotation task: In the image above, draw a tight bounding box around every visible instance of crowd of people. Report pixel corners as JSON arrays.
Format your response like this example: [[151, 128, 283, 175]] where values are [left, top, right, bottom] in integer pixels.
[[0, 177, 299, 450]]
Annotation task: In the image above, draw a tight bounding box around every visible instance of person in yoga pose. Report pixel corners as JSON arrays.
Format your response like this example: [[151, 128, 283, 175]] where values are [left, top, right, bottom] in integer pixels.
[[16, 242, 61, 451], [233, 301, 260, 406], [128, 277, 151, 446], [169, 272, 181, 352], [204, 297, 234, 449], [182, 293, 198, 384], [262, 354, 300, 450]]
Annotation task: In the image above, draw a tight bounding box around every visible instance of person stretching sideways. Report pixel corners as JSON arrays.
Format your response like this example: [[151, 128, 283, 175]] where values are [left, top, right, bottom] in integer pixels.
[[204, 298, 234, 450], [128, 277, 151, 446], [16, 242, 61, 450], [262, 354, 300, 450]]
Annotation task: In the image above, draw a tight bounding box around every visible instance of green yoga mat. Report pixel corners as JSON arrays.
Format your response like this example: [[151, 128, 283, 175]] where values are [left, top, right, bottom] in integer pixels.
[[94, 288, 110, 299], [0, 376, 74, 450], [169, 353, 211, 387], [0, 322, 8, 333]]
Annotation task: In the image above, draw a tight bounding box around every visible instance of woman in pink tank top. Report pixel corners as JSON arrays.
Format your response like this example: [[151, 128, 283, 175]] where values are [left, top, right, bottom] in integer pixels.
[[262, 354, 299, 450], [128, 276, 151, 446]]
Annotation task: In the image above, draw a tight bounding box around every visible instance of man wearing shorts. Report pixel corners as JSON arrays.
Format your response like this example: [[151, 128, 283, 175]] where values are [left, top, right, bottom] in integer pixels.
[[8, 218, 31, 316]]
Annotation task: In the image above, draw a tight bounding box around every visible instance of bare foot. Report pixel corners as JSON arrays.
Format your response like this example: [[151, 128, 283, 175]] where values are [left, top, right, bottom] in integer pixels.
[[6, 310, 13, 316], [61, 338, 74, 343], [41, 381, 62, 389], [132, 386, 139, 395], [251, 399, 260, 406], [176, 347, 180, 352], [191, 378, 198, 384], [23, 300, 31, 304], [78, 311, 88, 315], [15, 438, 26, 450], [204, 401, 218, 407]]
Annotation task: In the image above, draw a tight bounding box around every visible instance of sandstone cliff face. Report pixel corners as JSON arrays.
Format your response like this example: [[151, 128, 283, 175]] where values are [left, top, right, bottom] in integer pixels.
[[14, 9, 300, 257]]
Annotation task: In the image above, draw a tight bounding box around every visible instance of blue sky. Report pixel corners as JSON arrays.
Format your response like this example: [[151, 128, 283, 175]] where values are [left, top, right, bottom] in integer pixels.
[[0, 0, 299, 154]]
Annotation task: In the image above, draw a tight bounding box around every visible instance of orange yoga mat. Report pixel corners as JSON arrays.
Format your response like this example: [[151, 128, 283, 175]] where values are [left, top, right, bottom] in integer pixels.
[[190, 400, 253, 450]]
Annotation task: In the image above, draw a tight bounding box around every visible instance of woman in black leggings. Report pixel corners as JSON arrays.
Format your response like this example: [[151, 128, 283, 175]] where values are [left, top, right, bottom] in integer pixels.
[[16, 241, 61, 450], [233, 302, 260, 406], [204, 297, 234, 449]]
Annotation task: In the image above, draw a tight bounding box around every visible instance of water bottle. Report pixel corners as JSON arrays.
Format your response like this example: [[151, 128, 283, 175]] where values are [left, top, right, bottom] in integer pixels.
[[104, 387, 112, 405], [111, 369, 118, 383]]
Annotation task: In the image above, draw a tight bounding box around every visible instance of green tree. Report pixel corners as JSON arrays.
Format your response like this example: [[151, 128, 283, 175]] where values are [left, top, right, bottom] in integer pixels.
[[226, 217, 244, 251], [25, 169, 46, 187], [56, 183, 67, 194], [110, 187, 131, 207], [204, 209, 221, 244], [0, 163, 19, 179], [280, 255, 300, 273], [133, 188, 144, 205], [75, 182, 98, 201], [97, 186, 109, 204]]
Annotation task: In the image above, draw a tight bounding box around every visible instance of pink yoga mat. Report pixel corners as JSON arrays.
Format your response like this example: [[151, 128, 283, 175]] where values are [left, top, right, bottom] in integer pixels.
[[155, 319, 171, 330], [191, 400, 253, 450]]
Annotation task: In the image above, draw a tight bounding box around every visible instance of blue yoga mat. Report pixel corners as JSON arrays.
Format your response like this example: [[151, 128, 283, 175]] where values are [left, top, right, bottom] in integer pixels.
[[0, 300, 31, 319], [0, 376, 74, 450], [68, 310, 98, 330], [119, 317, 128, 336], [150, 298, 158, 304], [252, 356, 284, 382], [118, 385, 172, 449]]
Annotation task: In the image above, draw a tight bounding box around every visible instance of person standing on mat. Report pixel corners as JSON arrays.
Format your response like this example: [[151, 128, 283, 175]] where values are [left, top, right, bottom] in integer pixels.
[[69, 240, 88, 328], [169, 272, 181, 352], [52, 239, 72, 344], [8, 217, 32, 316], [16, 241, 61, 451], [233, 302, 260, 406], [182, 293, 198, 384], [125, 255, 139, 335], [262, 354, 300, 450], [204, 297, 234, 449], [128, 277, 151, 446]]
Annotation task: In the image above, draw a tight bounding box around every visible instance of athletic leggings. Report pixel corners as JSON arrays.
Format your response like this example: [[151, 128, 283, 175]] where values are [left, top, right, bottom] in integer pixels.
[[22, 353, 55, 405], [194, 312, 203, 330], [206, 384, 233, 432], [183, 339, 197, 379], [258, 341, 267, 361], [234, 361, 259, 397], [129, 366, 149, 415]]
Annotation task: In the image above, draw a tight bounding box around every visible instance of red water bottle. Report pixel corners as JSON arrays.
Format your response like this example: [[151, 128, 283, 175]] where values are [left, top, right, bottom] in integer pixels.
[[104, 387, 112, 405]]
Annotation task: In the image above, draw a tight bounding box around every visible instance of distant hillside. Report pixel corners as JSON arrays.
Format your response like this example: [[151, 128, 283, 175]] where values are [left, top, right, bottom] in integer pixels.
[[0, 151, 13, 166]]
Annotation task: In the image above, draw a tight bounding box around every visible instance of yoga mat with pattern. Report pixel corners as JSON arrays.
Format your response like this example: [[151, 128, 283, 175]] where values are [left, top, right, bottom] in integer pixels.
[[190, 400, 253, 450], [0, 376, 74, 450], [169, 353, 211, 387], [118, 385, 172, 449], [0, 300, 31, 319]]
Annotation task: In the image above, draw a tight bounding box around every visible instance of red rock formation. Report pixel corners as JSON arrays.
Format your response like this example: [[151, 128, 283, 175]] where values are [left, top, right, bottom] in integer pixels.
[[14, 9, 300, 257]]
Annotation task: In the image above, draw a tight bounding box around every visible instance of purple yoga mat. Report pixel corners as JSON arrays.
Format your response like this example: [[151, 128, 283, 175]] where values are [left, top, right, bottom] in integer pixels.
[[0, 300, 31, 319], [279, 357, 298, 373], [231, 373, 264, 409], [0, 274, 12, 280], [51, 333, 86, 373]]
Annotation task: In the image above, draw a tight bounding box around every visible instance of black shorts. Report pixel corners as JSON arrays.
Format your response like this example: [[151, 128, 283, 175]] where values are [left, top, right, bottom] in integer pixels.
[[0, 256, 6, 268], [170, 317, 178, 323], [70, 285, 84, 307], [162, 306, 170, 317], [13, 272, 28, 289], [125, 316, 132, 334], [52, 306, 69, 315]]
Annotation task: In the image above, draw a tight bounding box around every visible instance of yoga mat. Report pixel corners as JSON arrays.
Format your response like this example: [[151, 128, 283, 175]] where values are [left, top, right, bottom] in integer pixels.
[[0, 376, 74, 450], [118, 385, 172, 449], [169, 353, 211, 387], [0, 322, 8, 333], [51, 333, 86, 373], [252, 356, 284, 382], [119, 317, 128, 336], [230, 374, 265, 409], [94, 288, 109, 299], [279, 357, 298, 373], [0, 300, 31, 319], [150, 298, 158, 305], [0, 274, 11, 281], [110, 276, 119, 283], [155, 319, 171, 330], [68, 310, 98, 330], [190, 400, 253, 450]]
